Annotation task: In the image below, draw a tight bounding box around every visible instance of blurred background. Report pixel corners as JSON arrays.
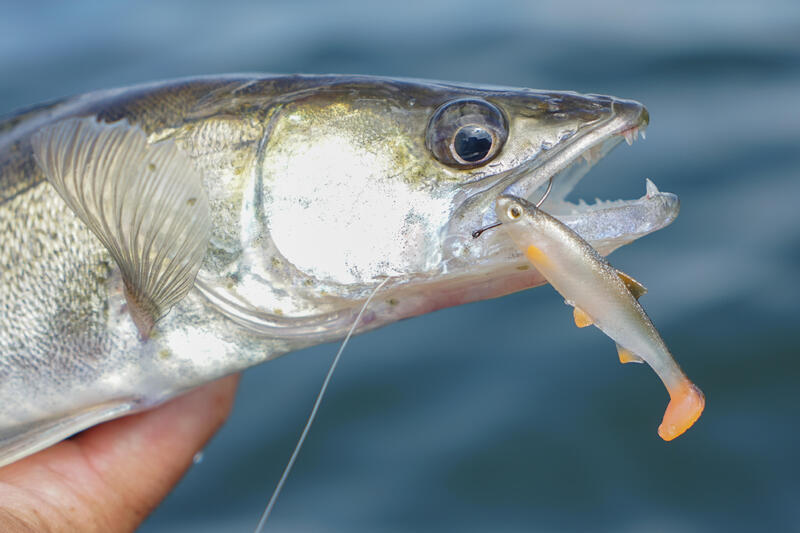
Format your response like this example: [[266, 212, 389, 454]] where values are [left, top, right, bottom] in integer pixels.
[[2, 1, 798, 531]]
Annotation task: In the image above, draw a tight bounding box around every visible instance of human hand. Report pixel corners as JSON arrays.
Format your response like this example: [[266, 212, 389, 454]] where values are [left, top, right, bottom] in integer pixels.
[[0, 375, 239, 532]]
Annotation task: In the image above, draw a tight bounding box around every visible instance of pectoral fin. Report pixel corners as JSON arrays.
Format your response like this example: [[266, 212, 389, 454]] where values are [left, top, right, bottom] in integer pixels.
[[617, 270, 647, 300], [616, 344, 644, 364], [573, 307, 593, 328], [32, 117, 211, 338]]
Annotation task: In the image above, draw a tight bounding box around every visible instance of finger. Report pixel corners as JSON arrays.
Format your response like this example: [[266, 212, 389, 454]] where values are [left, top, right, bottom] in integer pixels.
[[73, 374, 240, 529], [0, 375, 240, 533]]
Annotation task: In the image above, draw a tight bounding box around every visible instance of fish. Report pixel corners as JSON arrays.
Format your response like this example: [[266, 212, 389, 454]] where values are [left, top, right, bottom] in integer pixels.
[[494, 190, 704, 440], [0, 74, 675, 466]]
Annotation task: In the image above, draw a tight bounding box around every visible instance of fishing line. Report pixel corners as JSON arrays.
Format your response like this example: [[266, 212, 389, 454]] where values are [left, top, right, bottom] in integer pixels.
[[253, 277, 390, 533]]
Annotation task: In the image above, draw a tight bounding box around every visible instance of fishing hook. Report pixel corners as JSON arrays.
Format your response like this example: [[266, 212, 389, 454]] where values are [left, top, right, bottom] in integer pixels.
[[471, 177, 553, 239]]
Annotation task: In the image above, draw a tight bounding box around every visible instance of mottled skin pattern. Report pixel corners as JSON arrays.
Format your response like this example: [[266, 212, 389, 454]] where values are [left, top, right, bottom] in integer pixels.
[[0, 185, 112, 394], [0, 75, 657, 465]]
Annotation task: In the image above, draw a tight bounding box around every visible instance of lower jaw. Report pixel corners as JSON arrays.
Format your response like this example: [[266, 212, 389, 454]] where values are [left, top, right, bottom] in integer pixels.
[[409, 197, 678, 319], [379, 262, 547, 327]]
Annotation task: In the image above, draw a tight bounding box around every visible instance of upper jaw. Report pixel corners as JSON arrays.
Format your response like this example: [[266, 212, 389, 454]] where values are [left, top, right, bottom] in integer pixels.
[[502, 98, 650, 203], [442, 97, 676, 270]]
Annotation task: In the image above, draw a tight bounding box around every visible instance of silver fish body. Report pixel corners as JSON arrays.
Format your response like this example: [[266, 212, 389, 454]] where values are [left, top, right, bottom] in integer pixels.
[[0, 74, 672, 465]]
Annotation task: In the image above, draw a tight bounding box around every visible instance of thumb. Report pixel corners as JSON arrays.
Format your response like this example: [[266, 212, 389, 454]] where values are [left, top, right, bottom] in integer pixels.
[[0, 374, 239, 533]]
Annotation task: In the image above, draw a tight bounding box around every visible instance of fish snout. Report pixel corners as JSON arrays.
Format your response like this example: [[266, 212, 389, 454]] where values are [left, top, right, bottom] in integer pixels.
[[612, 98, 649, 130]]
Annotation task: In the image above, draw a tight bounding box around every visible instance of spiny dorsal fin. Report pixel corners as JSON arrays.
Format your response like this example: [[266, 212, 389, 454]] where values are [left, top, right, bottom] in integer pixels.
[[616, 270, 647, 300], [616, 344, 644, 364], [573, 307, 593, 328], [32, 117, 211, 338]]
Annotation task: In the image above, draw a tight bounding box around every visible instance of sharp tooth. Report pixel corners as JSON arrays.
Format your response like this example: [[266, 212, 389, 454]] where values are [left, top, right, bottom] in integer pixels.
[[640, 129, 647, 140], [645, 178, 659, 198], [578, 144, 604, 167], [623, 129, 634, 146]]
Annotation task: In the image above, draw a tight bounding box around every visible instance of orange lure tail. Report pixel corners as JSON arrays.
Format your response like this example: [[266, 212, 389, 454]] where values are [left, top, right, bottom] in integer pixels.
[[658, 382, 705, 441]]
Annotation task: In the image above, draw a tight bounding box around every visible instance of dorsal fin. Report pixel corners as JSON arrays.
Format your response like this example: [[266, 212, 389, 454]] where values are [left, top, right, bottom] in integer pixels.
[[32, 117, 211, 338], [616, 270, 647, 300]]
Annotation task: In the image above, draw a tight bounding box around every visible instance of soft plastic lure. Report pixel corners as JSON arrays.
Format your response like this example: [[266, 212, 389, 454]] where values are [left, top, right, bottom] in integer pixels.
[[495, 188, 704, 440]]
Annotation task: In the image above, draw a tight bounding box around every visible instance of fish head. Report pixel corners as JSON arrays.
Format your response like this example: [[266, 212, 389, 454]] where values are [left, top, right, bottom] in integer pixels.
[[220, 76, 675, 320], [439, 89, 652, 265]]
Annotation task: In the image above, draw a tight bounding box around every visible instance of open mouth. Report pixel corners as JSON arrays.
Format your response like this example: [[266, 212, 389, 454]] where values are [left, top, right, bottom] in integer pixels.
[[501, 99, 651, 211], [449, 99, 679, 265], [521, 117, 678, 255]]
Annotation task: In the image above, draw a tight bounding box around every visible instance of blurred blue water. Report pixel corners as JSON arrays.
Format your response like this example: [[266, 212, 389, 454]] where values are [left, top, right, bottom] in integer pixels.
[[2, 1, 799, 531]]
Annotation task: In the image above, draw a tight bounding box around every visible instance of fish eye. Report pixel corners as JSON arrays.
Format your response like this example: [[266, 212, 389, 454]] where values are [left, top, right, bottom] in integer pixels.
[[453, 125, 494, 163], [508, 205, 522, 219], [426, 98, 508, 168]]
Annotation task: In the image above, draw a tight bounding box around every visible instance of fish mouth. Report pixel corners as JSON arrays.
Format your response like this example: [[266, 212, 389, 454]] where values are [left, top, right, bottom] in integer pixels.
[[444, 98, 679, 270], [502, 99, 651, 205]]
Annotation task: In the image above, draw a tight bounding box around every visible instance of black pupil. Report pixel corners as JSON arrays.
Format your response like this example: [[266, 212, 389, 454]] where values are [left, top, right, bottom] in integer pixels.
[[453, 126, 492, 162]]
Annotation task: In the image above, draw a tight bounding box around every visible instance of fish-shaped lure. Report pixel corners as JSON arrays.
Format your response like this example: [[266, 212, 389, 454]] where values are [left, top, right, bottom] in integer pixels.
[[495, 188, 704, 440]]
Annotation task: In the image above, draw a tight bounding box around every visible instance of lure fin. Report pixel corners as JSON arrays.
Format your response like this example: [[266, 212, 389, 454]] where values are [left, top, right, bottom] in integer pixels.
[[616, 270, 647, 300], [32, 117, 211, 338], [573, 307, 593, 328], [616, 344, 644, 364]]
